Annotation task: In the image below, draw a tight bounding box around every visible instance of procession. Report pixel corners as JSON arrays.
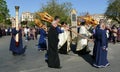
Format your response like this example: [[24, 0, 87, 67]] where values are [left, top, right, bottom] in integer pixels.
[[0, 0, 120, 72]]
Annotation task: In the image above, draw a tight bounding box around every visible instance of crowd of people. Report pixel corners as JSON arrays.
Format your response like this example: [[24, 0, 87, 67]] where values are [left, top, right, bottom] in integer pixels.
[[22, 26, 39, 41], [91, 23, 120, 44], [0, 26, 39, 40], [0, 27, 12, 37], [109, 25, 120, 43], [1, 16, 119, 69]]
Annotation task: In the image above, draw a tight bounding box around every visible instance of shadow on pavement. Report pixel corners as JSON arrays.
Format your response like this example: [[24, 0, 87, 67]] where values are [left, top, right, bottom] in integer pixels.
[[70, 43, 93, 66], [79, 54, 93, 66]]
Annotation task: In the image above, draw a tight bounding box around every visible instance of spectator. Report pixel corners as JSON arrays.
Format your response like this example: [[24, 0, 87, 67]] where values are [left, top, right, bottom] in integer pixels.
[[24, 26, 29, 41], [29, 28, 34, 40], [111, 25, 118, 44], [0, 27, 2, 37], [117, 27, 120, 42]]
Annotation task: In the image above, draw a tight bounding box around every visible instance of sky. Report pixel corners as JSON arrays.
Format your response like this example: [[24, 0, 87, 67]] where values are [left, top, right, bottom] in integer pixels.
[[6, 0, 108, 17]]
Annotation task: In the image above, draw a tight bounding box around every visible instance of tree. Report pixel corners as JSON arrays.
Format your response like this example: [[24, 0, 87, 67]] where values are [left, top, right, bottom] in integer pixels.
[[21, 21, 28, 25], [108, 0, 115, 4], [105, 0, 120, 24], [5, 19, 11, 25], [28, 21, 35, 27], [36, 0, 72, 24], [0, 0, 9, 25]]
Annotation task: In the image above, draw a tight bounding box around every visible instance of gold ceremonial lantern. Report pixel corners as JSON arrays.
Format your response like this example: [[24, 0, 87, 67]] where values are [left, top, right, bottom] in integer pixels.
[[34, 12, 61, 27], [34, 12, 54, 31], [37, 12, 53, 23], [34, 19, 43, 27], [78, 13, 98, 26], [34, 12, 53, 27]]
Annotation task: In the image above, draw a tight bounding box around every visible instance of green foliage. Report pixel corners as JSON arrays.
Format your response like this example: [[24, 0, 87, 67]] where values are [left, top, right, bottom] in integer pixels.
[[105, 0, 120, 23], [5, 19, 11, 25], [21, 21, 28, 25], [37, 0, 72, 24], [0, 0, 9, 24], [28, 21, 35, 27], [21, 21, 35, 27]]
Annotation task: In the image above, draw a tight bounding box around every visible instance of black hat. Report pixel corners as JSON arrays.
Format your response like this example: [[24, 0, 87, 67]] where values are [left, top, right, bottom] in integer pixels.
[[54, 16, 60, 20], [80, 20, 86, 25]]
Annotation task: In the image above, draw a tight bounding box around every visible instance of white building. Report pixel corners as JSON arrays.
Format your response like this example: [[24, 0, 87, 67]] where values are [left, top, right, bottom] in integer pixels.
[[77, 13, 112, 25], [91, 14, 105, 22], [21, 12, 34, 22], [10, 17, 16, 27], [91, 14, 112, 24]]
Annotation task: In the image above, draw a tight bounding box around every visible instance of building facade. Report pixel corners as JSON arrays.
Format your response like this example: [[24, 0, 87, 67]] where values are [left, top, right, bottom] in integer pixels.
[[91, 14, 105, 21], [21, 12, 34, 22], [10, 17, 16, 27], [91, 14, 112, 24], [78, 13, 112, 24]]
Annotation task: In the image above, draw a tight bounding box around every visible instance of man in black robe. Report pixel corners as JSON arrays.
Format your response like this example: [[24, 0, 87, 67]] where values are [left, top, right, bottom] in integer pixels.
[[47, 16, 63, 69]]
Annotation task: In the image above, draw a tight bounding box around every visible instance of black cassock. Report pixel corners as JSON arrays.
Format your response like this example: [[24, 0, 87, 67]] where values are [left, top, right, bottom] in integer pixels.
[[47, 26, 63, 68]]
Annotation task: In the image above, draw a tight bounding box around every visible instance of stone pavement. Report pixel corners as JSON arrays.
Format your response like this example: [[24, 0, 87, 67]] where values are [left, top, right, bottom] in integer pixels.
[[0, 36, 120, 72]]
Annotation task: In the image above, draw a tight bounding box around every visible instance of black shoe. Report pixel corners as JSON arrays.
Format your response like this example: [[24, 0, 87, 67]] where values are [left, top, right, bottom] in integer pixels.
[[12, 52, 18, 56], [24, 45, 27, 49], [56, 66, 62, 69], [38, 49, 41, 51], [45, 60, 48, 63], [48, 66, 62, 69], [12, 53, 17, 56]]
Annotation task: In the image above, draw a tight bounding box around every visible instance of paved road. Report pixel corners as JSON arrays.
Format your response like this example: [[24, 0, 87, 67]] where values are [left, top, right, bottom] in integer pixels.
[[0, 36, 120, 72]]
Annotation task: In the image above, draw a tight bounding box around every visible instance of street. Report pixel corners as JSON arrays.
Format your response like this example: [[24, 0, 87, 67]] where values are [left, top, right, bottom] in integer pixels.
[[0, 36, 120, 72]]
